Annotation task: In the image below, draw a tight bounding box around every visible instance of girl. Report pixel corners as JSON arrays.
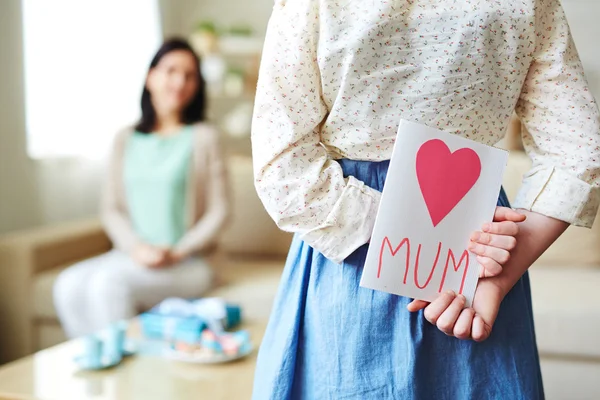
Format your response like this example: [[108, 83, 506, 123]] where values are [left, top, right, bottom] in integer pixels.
[[54, 39, 229, 338], [251, 0, 600, 399]]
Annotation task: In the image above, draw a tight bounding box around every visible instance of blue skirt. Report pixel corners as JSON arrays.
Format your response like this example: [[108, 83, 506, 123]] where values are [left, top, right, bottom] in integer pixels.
[[253, 159, 544, 400]]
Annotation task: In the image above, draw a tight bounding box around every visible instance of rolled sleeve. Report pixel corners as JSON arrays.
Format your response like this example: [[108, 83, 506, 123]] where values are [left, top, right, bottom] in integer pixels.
[[513, 166, 600, 227], [252, 0, 381, 263], [298, 177, 382, 264]]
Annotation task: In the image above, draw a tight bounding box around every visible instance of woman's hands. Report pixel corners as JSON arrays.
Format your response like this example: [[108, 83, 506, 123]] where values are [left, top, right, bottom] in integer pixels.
[[131, 244, 187, 268]]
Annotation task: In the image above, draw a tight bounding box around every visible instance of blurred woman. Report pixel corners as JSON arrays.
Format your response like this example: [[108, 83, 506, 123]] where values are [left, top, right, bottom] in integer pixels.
[[54, 38, 229, 338]]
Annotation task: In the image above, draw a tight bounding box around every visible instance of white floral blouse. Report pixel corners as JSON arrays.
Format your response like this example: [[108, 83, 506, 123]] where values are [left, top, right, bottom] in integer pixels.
[[251, 0, 600, 263]]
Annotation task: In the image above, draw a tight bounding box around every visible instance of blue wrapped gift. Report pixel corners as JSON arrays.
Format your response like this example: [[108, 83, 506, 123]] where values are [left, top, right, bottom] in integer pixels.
[[140, 298, 242, 343]]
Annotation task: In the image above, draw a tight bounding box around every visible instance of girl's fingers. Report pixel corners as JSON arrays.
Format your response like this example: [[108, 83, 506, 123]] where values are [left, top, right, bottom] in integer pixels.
[[477, 256, 503, 278], [472, 314, 492, 342], [470, 231, 517, 251], [407, 299, 429, 312], [482, 221, 519, 236], [468, 241, 510, 265], [423, 291, 456, 325], [453, 307, 475, 340], [435, 294, 467, 335], [493, 207, 526, 223]]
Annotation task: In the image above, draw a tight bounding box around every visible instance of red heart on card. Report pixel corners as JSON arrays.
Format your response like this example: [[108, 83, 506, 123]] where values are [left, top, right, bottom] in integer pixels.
[[416, 139, 481, 227]]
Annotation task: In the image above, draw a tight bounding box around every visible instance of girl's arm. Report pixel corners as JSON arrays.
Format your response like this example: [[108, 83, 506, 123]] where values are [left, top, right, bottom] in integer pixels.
[[494, 210, 568, 292], [252, 0, 381, 264]]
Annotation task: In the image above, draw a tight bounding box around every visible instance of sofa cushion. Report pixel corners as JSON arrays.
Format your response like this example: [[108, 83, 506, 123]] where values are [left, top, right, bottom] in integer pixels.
[[33, 268, 64, 320], [218, 156, 293, 257], [529, 267, 600, 358], [36, 323, 67, 351], [208, 258, 283, 320], [541, 359, 600, 400]]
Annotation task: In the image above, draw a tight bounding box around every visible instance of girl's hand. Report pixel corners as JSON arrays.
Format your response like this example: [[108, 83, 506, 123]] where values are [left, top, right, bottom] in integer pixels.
[[469, 207, 526, 278], [407, 208, 569, 342], [407, 279, 505, 341], [406, 207, 525, 341]]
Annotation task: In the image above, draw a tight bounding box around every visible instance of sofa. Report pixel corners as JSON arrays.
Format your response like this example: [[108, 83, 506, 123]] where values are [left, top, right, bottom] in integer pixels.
[[0, 155, 292, 363], [0, 122, 599, 399]]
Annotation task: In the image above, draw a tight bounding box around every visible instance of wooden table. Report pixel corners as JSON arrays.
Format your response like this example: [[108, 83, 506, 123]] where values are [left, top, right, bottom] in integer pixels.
[[0, 320, 265, 400]]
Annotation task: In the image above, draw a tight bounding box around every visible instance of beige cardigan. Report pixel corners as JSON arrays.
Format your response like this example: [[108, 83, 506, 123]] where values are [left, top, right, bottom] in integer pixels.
[[100, 123, 230, 256]]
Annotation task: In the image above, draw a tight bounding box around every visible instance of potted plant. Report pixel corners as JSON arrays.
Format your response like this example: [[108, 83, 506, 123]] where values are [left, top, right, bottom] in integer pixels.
[[227, 24, 253, 37], [190, 20, 219, 56]]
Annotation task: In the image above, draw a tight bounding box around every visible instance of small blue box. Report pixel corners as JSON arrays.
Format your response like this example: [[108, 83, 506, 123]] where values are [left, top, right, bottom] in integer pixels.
[[139, 300, 242, 343]]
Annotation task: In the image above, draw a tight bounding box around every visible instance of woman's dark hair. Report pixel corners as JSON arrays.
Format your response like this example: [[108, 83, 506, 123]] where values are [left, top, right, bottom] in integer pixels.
[[135, 38, 206, 133]]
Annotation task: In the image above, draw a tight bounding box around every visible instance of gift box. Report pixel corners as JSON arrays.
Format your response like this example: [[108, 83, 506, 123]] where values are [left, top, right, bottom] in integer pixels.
[[140, 297, 242, 343]]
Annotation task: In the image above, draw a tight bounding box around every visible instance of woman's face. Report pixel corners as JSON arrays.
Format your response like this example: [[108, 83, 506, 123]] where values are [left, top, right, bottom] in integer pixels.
[[146, 50, 199, 116]]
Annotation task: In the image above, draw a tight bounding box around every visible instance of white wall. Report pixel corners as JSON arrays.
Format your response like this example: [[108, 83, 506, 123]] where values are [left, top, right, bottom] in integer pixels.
[[563, 0, 600, 95], [0, 1, 176, 234], [158, 0, 186, 37], [0, 0, 42, 234], [1, 0, 600, 234], [172, 0, 273, 37]]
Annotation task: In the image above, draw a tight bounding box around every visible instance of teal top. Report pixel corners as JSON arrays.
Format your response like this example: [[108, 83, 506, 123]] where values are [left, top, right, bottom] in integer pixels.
[[123, 126, 194, 247]]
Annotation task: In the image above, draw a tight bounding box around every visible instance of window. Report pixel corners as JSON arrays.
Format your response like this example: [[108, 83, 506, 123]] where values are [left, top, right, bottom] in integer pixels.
[[22, 0, 162, 159]]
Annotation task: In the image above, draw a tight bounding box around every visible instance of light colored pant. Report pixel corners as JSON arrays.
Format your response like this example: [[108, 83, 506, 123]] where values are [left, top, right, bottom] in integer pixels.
[[53, 249, 213, 338]]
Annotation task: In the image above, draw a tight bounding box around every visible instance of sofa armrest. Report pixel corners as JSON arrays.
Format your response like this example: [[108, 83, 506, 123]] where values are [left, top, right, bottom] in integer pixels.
[[0, 218, 111, 362], [0, 218, 111, 275]]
